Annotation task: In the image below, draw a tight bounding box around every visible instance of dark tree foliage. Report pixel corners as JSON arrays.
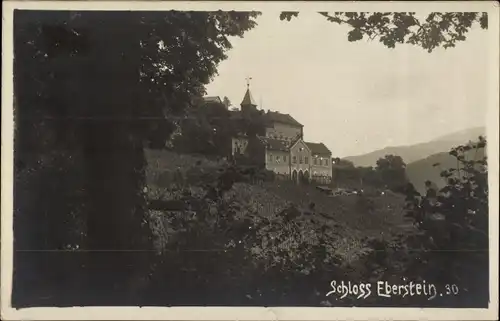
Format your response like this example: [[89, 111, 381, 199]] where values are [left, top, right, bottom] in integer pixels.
[[13, 10, 259, 306], [171, 98, 269, 159], [173, 100, 239, 157], [375, 154, 408, 191], [358, 166, 384, 188], [332, 158, 390, 190], [332, 158, 355, 168], [280, 12, 488, 52], [404, 137, 489, 306]]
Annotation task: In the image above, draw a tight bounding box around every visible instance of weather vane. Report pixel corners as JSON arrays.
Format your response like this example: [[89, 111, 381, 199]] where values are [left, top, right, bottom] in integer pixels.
[[245, 76, 252, 89]]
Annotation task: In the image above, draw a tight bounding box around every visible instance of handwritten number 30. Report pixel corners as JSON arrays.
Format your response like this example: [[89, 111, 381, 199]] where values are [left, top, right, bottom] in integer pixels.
[[445, 284, 459, 295]]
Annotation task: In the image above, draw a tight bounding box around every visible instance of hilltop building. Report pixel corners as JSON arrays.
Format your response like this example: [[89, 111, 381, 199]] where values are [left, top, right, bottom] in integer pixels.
[[203, 96, 223, 104], [230, 85, 333, 184]]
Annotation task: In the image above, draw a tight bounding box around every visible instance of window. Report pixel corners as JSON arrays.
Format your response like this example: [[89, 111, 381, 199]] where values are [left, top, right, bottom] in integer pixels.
[[313, 158, 317, 165], [268, 154, 273, 162], [305, 156, 309, 164], [325, 158, 328, 166], [292, 156, 297, 164], [284, 155, 287, 163], [276, 155, 280, 163], [299, 156, 303, 164]]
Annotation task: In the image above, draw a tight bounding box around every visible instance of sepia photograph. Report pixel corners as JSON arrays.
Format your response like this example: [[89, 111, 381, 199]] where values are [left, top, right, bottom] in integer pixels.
[[1, 1, 499, 320]]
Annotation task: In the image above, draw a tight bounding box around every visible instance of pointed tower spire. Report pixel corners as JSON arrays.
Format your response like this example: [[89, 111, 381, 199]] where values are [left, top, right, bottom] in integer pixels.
[[241, 77, 257, 110]]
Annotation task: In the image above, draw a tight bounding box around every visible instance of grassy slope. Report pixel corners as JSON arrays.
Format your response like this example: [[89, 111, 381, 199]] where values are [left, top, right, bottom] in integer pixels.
[[145, 148, 224, 187], [145, 149, 412, 259], [262, 181, 410, 238]]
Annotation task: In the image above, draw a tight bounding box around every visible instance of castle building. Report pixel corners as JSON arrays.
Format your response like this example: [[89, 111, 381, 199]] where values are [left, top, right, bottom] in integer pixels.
[[231, 85, 333, 185]]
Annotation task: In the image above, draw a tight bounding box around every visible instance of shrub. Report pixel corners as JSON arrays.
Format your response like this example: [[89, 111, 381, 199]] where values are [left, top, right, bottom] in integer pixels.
[[145, 162, 380, 305], [402, 136, 489, 305], [355, 194, 376, 213]]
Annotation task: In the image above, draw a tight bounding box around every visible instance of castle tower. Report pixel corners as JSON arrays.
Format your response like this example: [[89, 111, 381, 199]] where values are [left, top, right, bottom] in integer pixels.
[[240, 77, 257, 113]]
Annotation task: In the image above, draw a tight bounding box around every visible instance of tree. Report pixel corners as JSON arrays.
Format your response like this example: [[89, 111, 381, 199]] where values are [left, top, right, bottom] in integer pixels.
[[280, 12, 488, 52], [375, 154, 408, 190], [222, 96, 232, 109], [173, 99, 238, 156], [404, 137, 488, 305], [376, 154, 406, 171], [13, 10, 260, 306], [357, 166, 383, 188], [332, 158, 355, 168]]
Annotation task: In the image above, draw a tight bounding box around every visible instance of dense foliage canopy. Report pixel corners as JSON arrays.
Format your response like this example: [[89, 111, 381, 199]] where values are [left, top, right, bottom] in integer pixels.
[[13, 10, 260, 305], [280, 12, 488, 52]]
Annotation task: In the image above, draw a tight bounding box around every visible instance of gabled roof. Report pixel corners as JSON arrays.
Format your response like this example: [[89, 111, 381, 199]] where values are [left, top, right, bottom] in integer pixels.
[[240, 88, 257, 106], [265, 111, 303, 127], [289, 137, 310, 153], [203, 96, 222, 104], [257, 136, 290, 152], [305, 142, 331, 156]]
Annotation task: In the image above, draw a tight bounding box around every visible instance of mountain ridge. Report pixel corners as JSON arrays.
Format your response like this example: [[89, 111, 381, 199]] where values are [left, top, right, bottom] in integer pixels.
[[342, 126, 485, 167], [406, 145, 486, 194]]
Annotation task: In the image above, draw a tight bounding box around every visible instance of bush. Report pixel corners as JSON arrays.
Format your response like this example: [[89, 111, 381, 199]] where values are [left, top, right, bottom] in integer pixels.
[[145, 144, 490, 307], [402, 136, 489, 306], [355, 194, 376, 213], [332, 137, 490, 308], [145, 163, 379, 305]]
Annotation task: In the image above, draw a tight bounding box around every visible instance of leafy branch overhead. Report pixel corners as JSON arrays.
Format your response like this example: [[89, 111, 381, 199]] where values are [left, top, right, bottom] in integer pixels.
[[280, 12, 488, 52]]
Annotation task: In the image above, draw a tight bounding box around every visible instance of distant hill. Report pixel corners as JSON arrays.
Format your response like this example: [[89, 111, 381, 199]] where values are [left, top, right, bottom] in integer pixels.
[[343, 126, 485, 167], [406, 146, 486, 194]]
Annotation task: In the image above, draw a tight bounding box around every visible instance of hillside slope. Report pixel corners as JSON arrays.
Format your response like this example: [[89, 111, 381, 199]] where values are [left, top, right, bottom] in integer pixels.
[[406, 146, 486, 194], [344, 126, 485, 167], [144, 149, 411, 261], [262, 181, 408, 238]]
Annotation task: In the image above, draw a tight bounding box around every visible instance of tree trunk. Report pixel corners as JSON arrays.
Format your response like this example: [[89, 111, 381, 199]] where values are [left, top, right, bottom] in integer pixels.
[[82, 122, 153, 304], [77, 15, 155, 304]]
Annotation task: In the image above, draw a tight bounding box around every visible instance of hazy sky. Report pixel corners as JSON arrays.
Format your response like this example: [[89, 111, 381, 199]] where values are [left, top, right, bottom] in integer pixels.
[[205, 12, 490, 157]]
